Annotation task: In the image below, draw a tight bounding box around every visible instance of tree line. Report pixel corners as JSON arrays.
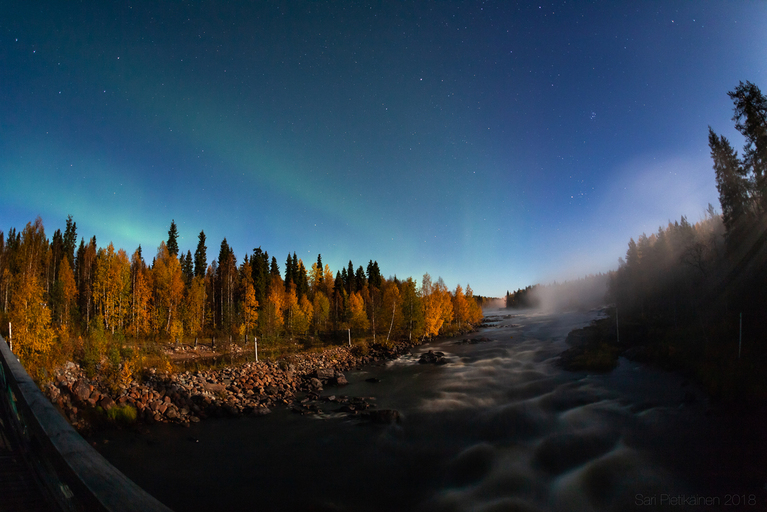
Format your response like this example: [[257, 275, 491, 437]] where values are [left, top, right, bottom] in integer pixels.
[[607, 81, 767, 399], [505, 273, 609, 312], [0, 217, 483, 379]]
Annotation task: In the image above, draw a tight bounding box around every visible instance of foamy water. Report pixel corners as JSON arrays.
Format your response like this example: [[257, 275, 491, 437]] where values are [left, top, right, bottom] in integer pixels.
[[93, 309, 767, 511]]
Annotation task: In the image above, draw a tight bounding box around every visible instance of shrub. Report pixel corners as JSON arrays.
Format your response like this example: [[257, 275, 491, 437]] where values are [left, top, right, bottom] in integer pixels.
[[106, 404, 137, 424]]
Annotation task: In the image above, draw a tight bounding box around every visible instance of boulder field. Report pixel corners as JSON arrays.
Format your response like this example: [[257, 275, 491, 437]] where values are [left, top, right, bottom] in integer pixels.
[[45, 338, 432, 431]]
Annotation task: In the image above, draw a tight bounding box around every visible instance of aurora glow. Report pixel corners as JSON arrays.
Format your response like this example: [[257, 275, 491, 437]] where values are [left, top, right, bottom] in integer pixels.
[[2, 1, 766, 295]]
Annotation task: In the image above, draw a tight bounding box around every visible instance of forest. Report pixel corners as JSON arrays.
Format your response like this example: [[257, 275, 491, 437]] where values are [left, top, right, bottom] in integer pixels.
[[0, 219, 483, 384], [504, 273, 609, 312], [527, 81, 767, 400], [607, 81, 767, 400]]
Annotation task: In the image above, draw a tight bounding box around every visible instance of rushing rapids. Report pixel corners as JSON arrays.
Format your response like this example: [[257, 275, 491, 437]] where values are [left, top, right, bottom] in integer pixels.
[[92, 308, 767, 511]]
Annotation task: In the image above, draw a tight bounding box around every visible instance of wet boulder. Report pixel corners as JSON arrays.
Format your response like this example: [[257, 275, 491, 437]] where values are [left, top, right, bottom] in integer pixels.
[[309, 377, 323, 391], [335, 372, 348, 386], [418, 350, 447, 365], [316, 368, 335, 381], [73, 380, 92, 402]]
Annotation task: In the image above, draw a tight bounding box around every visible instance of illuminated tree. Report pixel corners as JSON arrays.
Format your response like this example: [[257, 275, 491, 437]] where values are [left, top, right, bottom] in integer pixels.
[[310, 261, 323, 295], [10, 272, 54, 361], [312, 291, 330, 333], [292, 295, 313, 337], [452, 284, 469, 330], [465, 285, 484, 326], [348, 291, 369, 335], [58, 255, 78, 329], [284, 282, 299, 335], [262, 274, 285, 338], [153, 242, 185, 337], [184, 275, 207, 339], [400, 277, 424, 341], [421, 274, 453, 338], [130, 248, 153, 338], [8, 219, 55, 363], [93, 243, 130, 334], [381, 280, 404, 342], [76, 237, 98, 329], [238, 261, 258, 339]]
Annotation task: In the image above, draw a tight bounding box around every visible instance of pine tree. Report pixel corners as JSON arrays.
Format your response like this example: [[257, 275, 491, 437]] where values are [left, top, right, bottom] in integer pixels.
[[270, 256, 280, 277], [167, 220, 179, 257]]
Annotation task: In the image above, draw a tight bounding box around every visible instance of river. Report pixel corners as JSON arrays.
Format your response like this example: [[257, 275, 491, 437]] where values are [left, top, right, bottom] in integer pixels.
[[92, 308, 767, 511]]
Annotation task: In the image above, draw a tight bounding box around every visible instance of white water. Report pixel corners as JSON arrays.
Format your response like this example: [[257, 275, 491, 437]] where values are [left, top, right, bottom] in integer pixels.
[[93, 308, 767, 511]]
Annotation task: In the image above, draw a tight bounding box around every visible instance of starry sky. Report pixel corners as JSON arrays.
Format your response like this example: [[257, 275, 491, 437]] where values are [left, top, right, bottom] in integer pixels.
[[2, 1, 766, 296]]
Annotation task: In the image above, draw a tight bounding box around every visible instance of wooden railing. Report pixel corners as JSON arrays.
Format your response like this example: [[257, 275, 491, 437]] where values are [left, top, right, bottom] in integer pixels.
[[0, 335, 173, 511]]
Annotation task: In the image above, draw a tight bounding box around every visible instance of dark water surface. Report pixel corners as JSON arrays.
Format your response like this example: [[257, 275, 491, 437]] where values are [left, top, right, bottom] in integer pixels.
[[92, 309, 767, 511]]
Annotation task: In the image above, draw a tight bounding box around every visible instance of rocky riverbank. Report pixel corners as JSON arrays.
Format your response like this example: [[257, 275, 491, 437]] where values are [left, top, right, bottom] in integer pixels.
[[44, 335, 462, 432]]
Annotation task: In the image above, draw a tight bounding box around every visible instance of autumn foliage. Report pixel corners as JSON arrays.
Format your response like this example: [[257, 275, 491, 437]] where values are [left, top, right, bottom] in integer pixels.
[[0, 216, 484, 382]]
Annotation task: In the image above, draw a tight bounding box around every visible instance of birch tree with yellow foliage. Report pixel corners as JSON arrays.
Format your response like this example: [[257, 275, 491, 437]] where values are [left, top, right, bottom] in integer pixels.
[[152, 242, 185, 338]]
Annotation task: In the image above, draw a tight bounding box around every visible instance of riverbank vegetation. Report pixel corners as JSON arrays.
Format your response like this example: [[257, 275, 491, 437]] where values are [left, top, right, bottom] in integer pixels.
[[606, 81, 767, 403], [513, 81, 767, 403], [0, 218, 483, 387]]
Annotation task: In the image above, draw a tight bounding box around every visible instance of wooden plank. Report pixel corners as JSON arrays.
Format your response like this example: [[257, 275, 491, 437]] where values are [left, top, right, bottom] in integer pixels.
[[0, 335, 173, 512]]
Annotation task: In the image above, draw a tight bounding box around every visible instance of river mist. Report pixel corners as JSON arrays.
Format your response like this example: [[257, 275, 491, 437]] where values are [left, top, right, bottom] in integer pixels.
[[93, 309, 767, 511]]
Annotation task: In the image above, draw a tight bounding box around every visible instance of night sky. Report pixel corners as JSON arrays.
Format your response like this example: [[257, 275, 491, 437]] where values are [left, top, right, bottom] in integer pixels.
[[2, 1, 766, 296]]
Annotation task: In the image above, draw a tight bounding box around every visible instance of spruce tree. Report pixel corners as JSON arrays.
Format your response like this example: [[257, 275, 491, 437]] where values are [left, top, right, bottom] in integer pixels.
[[167, 220, 179, 257], [284, 253, 294, 291], [355, 265, 367, 290], [341, 267, 348, 292], [366, 260, 382, 288], [728, 81, 767, 206], [270, 256, 280, 277], [709, 127, 748, 238], [63, 214, 77, 268], [194, 230, 207, 277], [297, 258, 309, 299], [316, 254, 323, 284], [182, 250, 194, 283], [347, 260, 355, 294], [252, 247, 269, 304]]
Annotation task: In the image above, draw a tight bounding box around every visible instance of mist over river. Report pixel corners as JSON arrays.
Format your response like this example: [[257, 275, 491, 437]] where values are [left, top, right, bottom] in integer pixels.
[[92, 309, 767, 511]]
